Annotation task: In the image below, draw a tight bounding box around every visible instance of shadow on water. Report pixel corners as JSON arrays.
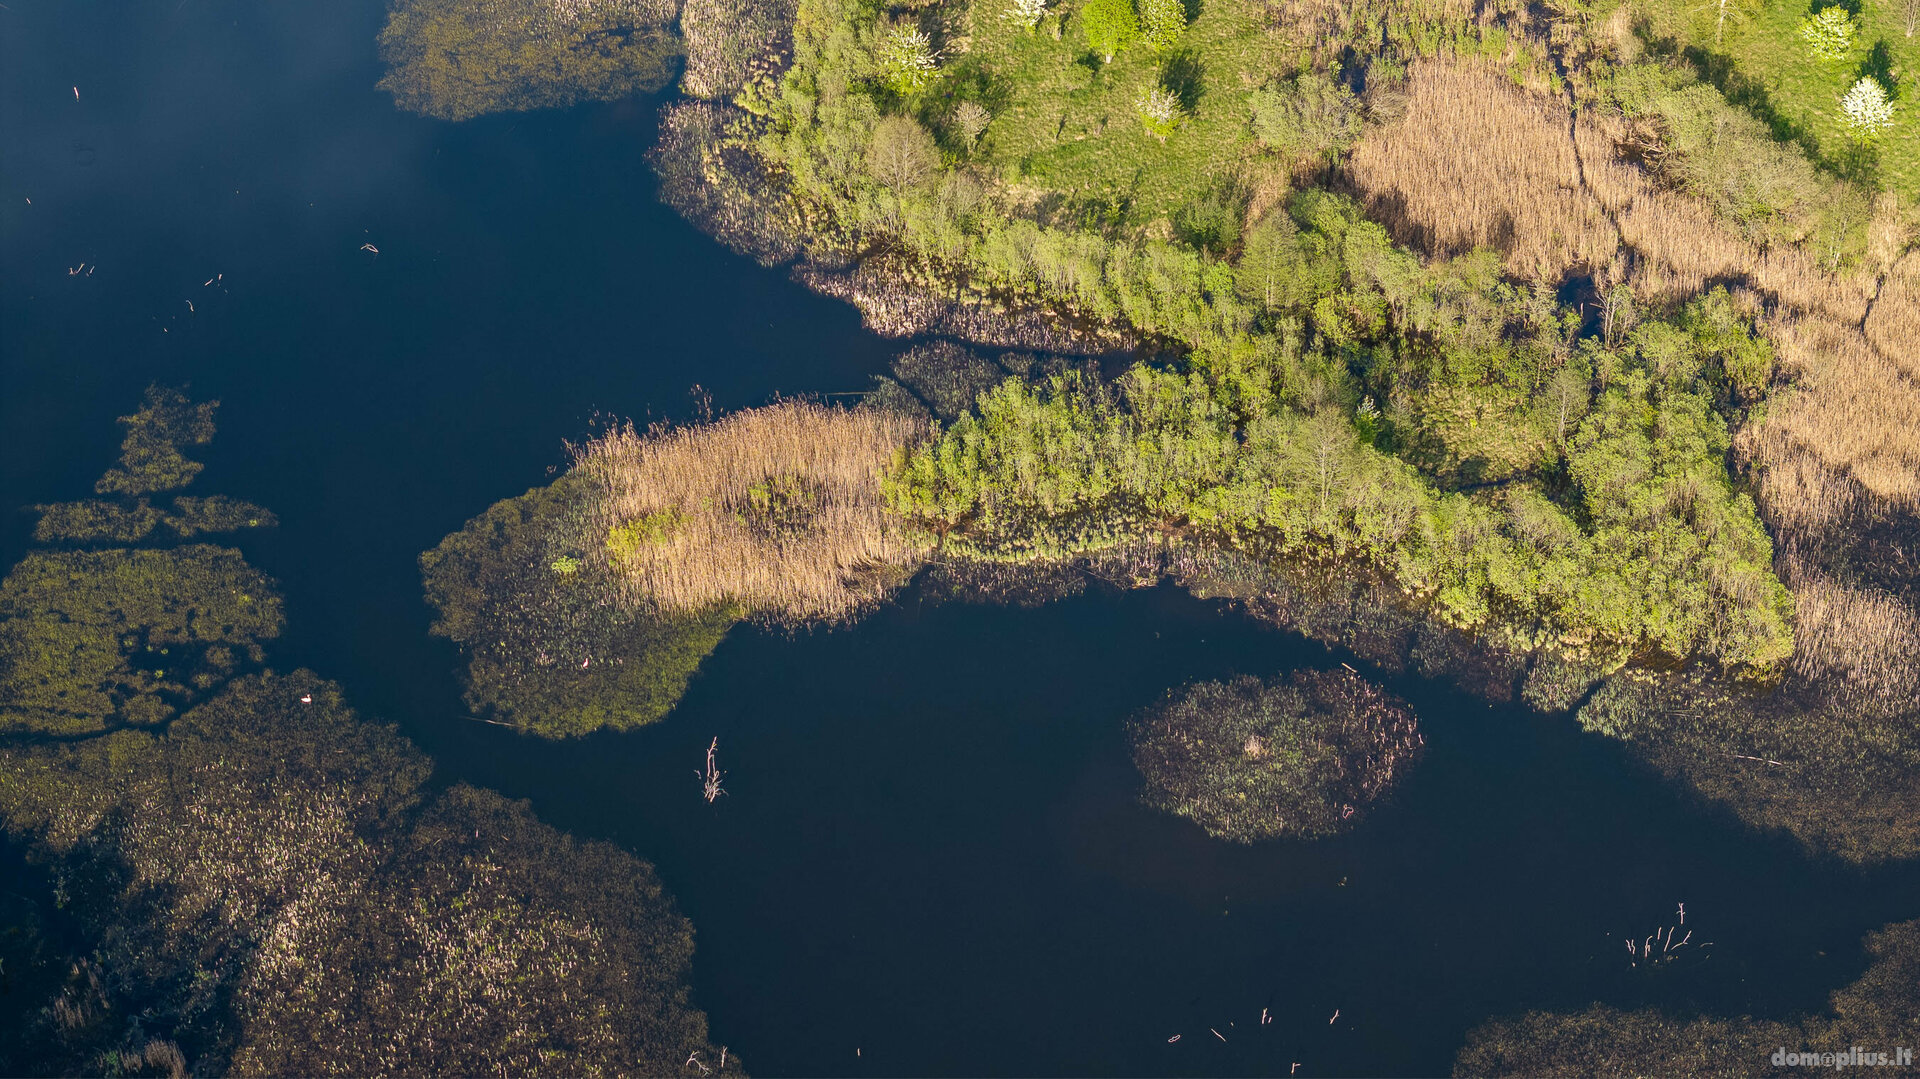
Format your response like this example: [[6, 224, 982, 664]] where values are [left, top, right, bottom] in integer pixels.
[[4, 1, 1920, 1076], [414, 580, 1920, 1077]]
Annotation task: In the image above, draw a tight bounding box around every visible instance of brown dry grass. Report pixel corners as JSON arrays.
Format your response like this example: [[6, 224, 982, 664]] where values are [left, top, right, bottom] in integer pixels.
[[1865, 250, 1920, 376], [1741, 314, 1920, 530], [1350, 59, 1920, 532], [1351, 60, 1884, 319], [1345, 62, 1618, 281], [576, 402, 930, 622], [1785, 565, 1920, 711]]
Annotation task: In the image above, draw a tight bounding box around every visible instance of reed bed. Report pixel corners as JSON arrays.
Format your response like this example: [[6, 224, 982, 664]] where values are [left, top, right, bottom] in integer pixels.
[[1865, 250, 1920, 377], [1785, 568, 1920, 709], [1346, 62, 1618, 281], [1742, 315, 1920, 530], [1350, 61, 1883, 322], [576, 402, 930, 622], [1351, 60, 1920, 533]]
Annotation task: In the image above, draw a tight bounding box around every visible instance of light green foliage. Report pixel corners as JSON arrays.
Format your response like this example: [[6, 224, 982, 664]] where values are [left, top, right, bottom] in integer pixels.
[[1798, 6, 1855, 60], [421, 475, 737, 738], [1249, 73, 1363, 160], [1137, 0, 1185, 50], [94, 386, 216, 496], [378, 0, 681, 121], [1633, 0, 1919, 195], [1130, 669, 1423, 841], [888, 193, 1793, 673], [718, 0, 1794, 676], [1136, 83, 1181, 138], [1604, 65, 1855, 244], [607, 509, 686, 557], [1081, 0, 1139, 61]]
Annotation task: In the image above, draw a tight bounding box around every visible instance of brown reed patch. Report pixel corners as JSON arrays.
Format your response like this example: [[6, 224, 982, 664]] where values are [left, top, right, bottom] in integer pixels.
[[576, 402, 931, 622], [1345, 62, 1618, 281], [1741, 315, 1920, 531], [1350, 60, 1881, 322], [1785, 568, 1920, 711], [1866, 250, 1920, 379], [1351, 60, 1920, 533]]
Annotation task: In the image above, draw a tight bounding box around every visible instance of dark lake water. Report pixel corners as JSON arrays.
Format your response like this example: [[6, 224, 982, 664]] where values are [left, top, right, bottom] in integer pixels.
[[4, 3, 1917, 1075]]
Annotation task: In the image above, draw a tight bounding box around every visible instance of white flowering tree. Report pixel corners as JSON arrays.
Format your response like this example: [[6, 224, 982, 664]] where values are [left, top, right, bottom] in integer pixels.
[[876, 25, 937, 94], [1004, 0, 1047, 30], [953, 101, 992, 150], [1841, 76, 1894, 139], [1137, 84, 1180, 140], [1798, 7, 1855, 61]]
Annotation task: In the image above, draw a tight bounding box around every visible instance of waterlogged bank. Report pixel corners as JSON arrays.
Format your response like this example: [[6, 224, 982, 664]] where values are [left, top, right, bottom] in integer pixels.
[[0, 393, 735, 1074]]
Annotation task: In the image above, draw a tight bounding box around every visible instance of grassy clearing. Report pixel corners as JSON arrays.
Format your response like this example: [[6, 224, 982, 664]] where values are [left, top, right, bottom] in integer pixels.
[[1633, 0, 1920, 198], [944, 0, 1291, 222]]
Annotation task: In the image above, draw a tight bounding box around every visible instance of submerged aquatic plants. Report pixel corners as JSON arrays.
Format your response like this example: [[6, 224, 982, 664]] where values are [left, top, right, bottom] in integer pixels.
[[421, 474, 737, 739], [0, 389, 736, 1075], [1130, 669, 1423, 841], [378, 0, 682, 120]]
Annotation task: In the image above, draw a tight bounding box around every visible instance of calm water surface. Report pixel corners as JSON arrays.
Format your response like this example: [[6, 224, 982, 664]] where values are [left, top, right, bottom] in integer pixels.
[[3, 3, 1915, 1075]]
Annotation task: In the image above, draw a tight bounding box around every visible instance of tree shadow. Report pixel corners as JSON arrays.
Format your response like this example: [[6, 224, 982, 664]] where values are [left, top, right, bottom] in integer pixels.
[[1162, 47, 1205, 112], [1856, 38, 1897, 99]]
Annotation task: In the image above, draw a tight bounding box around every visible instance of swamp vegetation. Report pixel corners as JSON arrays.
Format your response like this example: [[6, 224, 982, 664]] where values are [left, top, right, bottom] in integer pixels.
[[375, 0, 1920, 1065], [1129, 668, 1422, 841], [5, 0, 1914, 1068], [0, 393, 735, 1076]]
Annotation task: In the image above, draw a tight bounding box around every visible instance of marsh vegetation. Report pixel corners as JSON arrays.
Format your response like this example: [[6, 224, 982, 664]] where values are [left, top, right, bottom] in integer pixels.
[[379, 0, 682, 119], [579, 400, 930, 622], [1130, 668, 1421, 840], [0, 392, 734, 1075]]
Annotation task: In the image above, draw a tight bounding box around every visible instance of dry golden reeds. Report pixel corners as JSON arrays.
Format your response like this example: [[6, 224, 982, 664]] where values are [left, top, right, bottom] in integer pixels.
[[576, 401, 930, 622], [1785, 568, 1920, 709], [1865, 250, 1920, 379], [1350, 61, 1883, 321], [1351, 60, 1920, 534], [1346, 62, 1619, 281], [1741, 314, 1920, 531]]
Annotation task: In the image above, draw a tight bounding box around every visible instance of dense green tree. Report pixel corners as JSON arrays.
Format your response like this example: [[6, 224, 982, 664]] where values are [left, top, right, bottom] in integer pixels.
[[1080, 0, 1138, 62]]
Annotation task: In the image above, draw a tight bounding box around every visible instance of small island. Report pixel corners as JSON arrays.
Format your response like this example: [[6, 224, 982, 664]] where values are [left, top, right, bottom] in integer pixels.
[[1130, 668, 1422, 841]]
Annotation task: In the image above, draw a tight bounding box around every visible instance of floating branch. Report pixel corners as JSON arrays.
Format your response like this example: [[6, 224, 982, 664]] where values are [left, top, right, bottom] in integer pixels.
[[701, 737, 726, 803]]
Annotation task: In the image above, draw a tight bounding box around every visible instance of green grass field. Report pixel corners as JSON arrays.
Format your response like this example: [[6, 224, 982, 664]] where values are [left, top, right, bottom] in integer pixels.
[[928, 0, 1294, 222], [1638, 0, 1920, 198]]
